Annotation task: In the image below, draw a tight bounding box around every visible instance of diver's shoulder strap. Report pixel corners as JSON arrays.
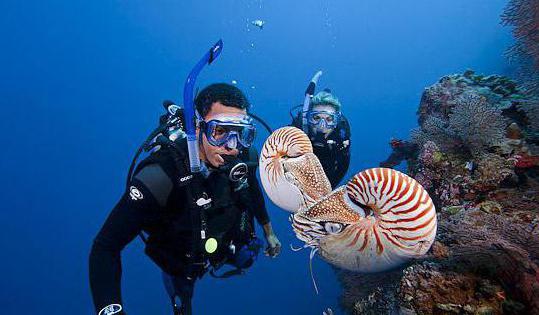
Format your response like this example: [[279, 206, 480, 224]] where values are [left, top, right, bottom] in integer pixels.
[[134, 164, 173, 208], [131, 138, 194, 205]]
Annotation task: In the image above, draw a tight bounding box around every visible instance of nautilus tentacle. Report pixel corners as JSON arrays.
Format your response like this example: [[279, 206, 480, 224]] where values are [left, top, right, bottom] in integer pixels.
[[293, 168, 437, 272], [259, 127, 332, 212]]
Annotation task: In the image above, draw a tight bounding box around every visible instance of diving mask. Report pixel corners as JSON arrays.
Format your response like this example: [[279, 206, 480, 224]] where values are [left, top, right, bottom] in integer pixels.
[[306, 110, 340, 129], [201, 115, 256, 149]]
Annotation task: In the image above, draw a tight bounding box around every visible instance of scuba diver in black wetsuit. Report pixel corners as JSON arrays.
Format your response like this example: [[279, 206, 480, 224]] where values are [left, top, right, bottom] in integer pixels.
[[290, 71, 351, 188], [89, 41, 281, 315]]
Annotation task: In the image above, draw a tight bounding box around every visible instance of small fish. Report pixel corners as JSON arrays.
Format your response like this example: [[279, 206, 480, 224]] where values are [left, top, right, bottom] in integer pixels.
[[231, 80, 238, 85], [251, 19, 265, 30], [465, 161, 474, 171]]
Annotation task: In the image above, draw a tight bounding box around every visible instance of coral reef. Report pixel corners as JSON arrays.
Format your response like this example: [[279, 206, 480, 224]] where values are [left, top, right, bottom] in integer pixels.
[[437, 206, 539, 314], [339, 200, 539, 314], [448, 93, 507, 153], [398, 262, 506, 315], [338, 71, 539, 314], [400, 71, 538, 208]]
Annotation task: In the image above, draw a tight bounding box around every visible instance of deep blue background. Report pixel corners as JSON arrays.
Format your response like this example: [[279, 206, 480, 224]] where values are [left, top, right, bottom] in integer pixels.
[[0, 1, 512, 314]]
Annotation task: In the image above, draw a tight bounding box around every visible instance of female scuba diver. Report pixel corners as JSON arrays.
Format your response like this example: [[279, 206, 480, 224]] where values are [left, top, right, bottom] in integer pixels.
[[290, 72, 351, 188]]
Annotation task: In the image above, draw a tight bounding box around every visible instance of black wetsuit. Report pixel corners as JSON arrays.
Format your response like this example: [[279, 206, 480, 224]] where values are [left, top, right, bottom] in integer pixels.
[[291, 113, 351, 188], [89, 139, 269, 314]]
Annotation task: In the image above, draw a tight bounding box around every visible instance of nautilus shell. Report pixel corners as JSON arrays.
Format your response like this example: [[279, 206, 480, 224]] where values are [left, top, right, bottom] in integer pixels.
[[260, 127, 437, 273], [260, 127, 332, 212]]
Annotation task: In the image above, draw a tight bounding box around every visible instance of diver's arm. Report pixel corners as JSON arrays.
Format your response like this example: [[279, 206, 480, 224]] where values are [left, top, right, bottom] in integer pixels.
[[247, 168, 282, 256], [247, 169, 270, 226], [245, 149, 281, 256], [89, 165, 171, 314]]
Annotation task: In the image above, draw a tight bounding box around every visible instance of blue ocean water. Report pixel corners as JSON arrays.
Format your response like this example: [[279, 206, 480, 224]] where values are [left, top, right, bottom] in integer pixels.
[[0, 1, 512, 314]]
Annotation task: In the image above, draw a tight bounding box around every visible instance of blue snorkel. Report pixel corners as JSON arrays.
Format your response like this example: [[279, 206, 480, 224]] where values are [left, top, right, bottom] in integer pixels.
[[183, 39, 224, 173], [302, 70, 323, 133]]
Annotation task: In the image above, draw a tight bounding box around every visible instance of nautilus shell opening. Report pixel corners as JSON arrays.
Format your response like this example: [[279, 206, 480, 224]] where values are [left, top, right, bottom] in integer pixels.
[[260, 127, 437, 273]]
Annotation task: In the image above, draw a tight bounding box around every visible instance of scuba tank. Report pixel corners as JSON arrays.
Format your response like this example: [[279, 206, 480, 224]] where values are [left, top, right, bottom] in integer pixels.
[[125, 100, 186, 190]]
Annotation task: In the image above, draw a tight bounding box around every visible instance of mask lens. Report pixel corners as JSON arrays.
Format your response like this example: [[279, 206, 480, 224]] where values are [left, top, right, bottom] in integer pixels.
[[212, 125, 228, 140], [205, 119, 255, 148], [239, 126, 255, 148], [325, 115, 334, 124], [308, 111, 339, 128]]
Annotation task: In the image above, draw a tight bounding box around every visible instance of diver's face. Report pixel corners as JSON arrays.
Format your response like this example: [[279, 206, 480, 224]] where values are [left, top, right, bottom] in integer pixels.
[[199, 102, 246, 168], [309, 104, 337, 136]]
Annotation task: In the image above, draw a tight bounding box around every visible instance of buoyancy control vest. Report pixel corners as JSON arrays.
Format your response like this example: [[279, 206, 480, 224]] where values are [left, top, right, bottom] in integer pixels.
[[133, 137, 258, 278]]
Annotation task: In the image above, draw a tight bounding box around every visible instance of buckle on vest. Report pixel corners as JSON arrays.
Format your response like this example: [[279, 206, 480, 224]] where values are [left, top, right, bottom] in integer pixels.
[[196, 196, 212, 208]]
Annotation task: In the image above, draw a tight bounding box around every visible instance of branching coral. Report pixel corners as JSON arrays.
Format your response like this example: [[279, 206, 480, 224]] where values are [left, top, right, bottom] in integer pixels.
[[411, 116, 457, 151], [448, 92, 507, 154]]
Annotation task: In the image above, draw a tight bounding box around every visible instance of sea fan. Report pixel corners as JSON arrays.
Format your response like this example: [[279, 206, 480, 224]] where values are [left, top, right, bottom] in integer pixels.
[[414, 116, 457, 151], [448, 93, 507, 153]]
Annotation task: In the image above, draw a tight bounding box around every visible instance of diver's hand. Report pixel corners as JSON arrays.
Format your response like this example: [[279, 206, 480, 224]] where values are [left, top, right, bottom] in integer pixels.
[[262, 223, 281, 258], [265, 233, 282, 258]]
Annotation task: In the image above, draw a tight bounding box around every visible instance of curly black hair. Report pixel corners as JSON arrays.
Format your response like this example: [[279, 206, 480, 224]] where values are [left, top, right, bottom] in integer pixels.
[[195, 83, 250, 118]]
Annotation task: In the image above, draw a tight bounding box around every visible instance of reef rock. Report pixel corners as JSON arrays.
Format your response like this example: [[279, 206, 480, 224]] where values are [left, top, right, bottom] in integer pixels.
[[338, 71, 539, 315], [438, 206, 539, 314], [398, 262, 505, 315], [338, 189, 539, 315], [384, 70, 539, 208]]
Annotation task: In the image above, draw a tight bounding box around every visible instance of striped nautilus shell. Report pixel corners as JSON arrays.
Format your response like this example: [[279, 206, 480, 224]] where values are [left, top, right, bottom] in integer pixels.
[[260, 127, 437, 273], [259, 127, 332, 212]]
